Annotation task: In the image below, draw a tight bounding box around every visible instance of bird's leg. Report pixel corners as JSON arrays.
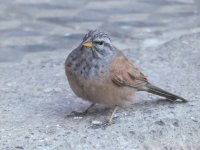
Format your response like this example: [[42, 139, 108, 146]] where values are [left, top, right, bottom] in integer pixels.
[[109, 105, 118, 123], [91, 105, 118, 129], [82, 103, 96, 114], [69, 103, 96, 117]]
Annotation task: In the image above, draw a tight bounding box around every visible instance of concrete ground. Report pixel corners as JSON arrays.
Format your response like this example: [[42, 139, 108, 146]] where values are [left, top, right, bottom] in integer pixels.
[[0, 0, 200, 149]]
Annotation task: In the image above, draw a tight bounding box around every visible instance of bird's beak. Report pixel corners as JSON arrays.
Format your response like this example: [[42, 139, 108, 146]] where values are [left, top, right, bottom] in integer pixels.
[[82, 42, 93, 48]]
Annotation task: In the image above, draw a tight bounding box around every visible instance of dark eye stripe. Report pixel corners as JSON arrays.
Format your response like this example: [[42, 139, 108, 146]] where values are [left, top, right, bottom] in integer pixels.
[[93, 41, 104, 45]]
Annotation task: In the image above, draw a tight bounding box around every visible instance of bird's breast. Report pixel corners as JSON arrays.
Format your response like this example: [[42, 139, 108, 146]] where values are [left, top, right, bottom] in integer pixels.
[[65, 51, 135, 105], [69, 51, 114, 81]]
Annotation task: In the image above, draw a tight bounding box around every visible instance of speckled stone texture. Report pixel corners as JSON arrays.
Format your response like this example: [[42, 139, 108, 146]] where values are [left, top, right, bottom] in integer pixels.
[[0, 0, 200, 149]]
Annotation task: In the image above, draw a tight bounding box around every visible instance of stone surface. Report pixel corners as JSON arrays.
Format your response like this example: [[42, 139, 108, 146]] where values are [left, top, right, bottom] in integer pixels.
[[0, 0, 200, 149]]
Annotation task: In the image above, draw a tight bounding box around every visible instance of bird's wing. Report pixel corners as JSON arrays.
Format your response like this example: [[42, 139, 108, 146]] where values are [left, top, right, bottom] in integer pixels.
[[109, 51, 148, 89]]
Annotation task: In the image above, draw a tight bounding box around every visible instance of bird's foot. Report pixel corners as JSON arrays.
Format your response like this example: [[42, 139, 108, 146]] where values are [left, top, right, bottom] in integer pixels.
[[65, 111, 87, 118], [65, 103, 96, 118]]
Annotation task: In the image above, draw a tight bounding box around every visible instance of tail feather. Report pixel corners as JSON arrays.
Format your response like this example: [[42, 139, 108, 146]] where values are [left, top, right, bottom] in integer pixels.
[[145, 83, 187, 102]]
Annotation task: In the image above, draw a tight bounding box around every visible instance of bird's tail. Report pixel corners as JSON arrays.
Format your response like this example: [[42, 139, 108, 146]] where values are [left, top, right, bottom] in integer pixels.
[[144, 83, 187, 102]]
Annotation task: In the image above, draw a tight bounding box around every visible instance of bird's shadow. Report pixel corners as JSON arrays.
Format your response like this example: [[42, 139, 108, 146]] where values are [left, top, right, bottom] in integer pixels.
[[131, 98, 187, 110], [143, 98, 187, 105], [64, 98, 188, 119], [36, 94, 188, 123], [35, 94, 112, 120], [66, 107, 111, 118]]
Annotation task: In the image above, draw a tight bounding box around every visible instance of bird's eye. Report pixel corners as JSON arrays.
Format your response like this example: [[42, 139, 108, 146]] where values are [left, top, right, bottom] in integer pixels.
[[99, 41, 103, 45], [94, 41, 104, 45]]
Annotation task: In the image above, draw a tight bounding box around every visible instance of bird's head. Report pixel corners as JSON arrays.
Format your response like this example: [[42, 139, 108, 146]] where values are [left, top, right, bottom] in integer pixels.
[[81, 30, 113, 58]]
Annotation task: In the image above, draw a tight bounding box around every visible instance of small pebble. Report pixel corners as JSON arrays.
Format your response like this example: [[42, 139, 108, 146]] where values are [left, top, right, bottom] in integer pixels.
[[56, 124, 61, 127], [73, 116, 83, 120], [15, 146, 24, 150], [155, 120, 165, 126], [123, 112, 128, 116], [92, 120, 102, 125], [129, 131, 136, 135], [173, 121, 179, 127], [191, 117, 198, 122]]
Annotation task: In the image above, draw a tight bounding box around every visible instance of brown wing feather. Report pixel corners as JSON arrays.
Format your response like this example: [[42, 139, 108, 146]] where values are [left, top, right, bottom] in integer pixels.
[[109, 50, 148, 90]]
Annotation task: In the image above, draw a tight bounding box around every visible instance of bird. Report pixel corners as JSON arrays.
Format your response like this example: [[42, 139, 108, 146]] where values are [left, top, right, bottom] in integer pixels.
[[65, 30, 187, 123]]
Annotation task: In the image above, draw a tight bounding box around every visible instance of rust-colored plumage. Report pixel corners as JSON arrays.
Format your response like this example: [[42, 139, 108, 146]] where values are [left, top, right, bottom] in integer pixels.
[[110, 51, 147, 89]]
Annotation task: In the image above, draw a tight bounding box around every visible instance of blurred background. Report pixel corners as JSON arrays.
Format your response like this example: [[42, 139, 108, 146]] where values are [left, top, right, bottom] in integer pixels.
[[0, 0, 200, 62]]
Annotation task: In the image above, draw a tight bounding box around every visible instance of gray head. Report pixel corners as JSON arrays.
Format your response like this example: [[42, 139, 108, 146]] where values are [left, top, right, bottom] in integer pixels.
[[66, 30, 117, 80], [81, 30, 114, 58]]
